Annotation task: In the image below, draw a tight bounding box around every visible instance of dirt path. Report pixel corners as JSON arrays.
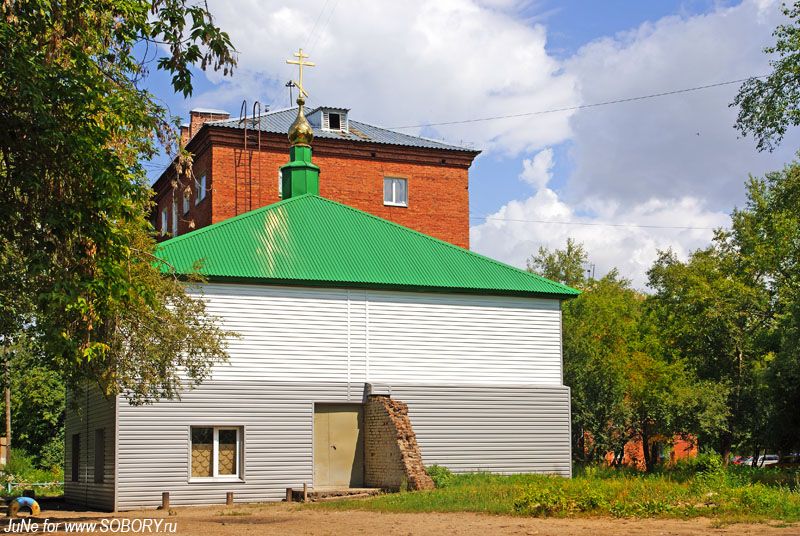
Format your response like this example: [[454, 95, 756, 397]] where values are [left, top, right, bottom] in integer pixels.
[[6, 502, 799, 535]]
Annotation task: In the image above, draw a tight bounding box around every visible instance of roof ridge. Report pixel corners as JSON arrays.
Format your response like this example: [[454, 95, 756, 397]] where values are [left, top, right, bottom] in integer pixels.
[[308, 196, 578, 295], [348, 119, 472, 152]]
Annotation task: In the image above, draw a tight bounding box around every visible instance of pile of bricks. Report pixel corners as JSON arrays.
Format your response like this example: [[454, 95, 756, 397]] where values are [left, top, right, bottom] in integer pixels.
[[364, 395, 434, 491]]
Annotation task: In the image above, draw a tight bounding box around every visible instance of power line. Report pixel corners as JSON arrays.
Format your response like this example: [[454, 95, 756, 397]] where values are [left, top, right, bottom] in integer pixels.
[[389, 76, 765, 130], [304, 0, 332, 51], [470, 215, 723, 230]]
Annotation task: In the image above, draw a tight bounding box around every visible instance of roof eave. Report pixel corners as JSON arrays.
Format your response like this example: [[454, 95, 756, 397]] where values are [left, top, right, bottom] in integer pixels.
[[180, 274, 578, 300]]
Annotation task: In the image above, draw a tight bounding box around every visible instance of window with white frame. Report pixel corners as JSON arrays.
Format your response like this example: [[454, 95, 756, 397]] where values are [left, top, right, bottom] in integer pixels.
[[190, 426, 242, 480], [160, 208, 168, 236], [182, 189, 191, 214], [171, 200, 179, 236], [195, 174, 207, 205], [278, 169, 283, 198], [383, 177, 408, 207]]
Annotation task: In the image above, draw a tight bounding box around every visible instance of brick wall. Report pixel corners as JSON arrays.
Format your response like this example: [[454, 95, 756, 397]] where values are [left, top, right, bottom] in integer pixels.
[[152, 149, 212, 239], [153, 128, 476, 248], [364, 395, 434, 491], [209, 144, 470, 248]]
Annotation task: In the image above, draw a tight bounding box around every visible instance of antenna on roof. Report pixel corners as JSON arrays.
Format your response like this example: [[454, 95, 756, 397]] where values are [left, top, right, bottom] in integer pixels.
[[285, 81, 296, 107]]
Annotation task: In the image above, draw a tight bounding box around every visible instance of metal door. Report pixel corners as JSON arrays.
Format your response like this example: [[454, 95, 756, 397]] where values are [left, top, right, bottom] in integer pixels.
[[313, 404, 364, 487]]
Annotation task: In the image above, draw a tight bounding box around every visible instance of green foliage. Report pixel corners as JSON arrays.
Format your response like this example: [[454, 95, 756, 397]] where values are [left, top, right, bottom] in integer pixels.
[[672, 452, 724, 477], [1, 449, 63, 497], [426, 465, 454, 488], [318, 469, 800, 523], [0, 1, 236, 401], [530, 241, 728, 471], [648, 161, 800, 456], [733, 2, 800, 151], [527, 238, 588, 289]]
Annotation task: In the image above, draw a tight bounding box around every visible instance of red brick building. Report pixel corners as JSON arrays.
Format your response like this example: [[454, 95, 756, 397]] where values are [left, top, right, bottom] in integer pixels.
[[151, 106, 480, 249]]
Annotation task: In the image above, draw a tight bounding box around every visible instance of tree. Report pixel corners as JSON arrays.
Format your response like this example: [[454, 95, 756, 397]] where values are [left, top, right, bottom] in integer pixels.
[[723, 163, 800, 454], [733, 2, 800, 151], [0, 2, 236, 402], [647, 246, 770, 461], [527, 238, 589, 289], [529, 241, 728, 470], [558, 271, 635, 463]]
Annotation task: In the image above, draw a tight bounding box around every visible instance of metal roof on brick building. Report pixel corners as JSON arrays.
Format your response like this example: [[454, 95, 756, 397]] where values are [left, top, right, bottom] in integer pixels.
[[207, 106, 477, 153], [156, 194, 579, 299]]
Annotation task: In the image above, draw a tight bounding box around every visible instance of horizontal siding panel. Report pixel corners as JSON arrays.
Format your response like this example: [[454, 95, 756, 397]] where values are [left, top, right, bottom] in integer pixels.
[[391, 384, 572, 477], [64, 388, 116, 511], [116, 381, 571, 509], [193, 283, 563, 387]]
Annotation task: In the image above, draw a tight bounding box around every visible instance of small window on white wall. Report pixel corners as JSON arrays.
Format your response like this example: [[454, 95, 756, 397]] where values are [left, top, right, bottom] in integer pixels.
[[195, 175, 207, 205], [383, 177, 408, 207], [190, 426, 242, 480]]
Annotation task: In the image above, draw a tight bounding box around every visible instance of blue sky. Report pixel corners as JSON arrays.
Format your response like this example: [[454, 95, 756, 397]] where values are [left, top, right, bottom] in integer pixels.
[[142, 0, 796, 287]]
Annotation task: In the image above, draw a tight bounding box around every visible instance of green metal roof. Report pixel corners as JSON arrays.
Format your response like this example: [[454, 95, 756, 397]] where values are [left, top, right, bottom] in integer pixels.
[[156, 195, 580, 299]]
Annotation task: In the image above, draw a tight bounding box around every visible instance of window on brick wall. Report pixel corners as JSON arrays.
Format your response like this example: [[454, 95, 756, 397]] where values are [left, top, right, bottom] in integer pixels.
[[278, 169, 283, 198], [172, 200, 179, 236], [160, 208, 168, 236], [195, 174, 207, 205], [183, 189, 191, 214], [190, 426, 242, 481], [383, 177, 408, 207]]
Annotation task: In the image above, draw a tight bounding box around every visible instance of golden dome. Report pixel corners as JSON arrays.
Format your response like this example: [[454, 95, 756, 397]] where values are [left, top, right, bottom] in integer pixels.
[[288, 96, 314, 147]]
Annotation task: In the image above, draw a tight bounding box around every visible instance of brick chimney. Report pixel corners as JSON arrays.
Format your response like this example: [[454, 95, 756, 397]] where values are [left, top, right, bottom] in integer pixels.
[[188, 108, 230, 139], [179, 124, 190, 147]]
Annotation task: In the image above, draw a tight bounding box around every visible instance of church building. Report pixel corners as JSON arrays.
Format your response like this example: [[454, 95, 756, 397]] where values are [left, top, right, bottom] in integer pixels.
[[151, 82, 479, 249], [65, 51, 577, 511]]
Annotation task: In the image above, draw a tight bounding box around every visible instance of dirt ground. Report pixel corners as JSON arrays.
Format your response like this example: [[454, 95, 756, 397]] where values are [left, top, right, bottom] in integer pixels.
[[5, 500, 799, 535]]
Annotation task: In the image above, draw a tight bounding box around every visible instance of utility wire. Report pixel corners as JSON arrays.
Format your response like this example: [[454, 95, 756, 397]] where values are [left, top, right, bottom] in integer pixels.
[[389, 76, 765, 130], [470, 215, 723, 230], [304, 0, 332, 51]]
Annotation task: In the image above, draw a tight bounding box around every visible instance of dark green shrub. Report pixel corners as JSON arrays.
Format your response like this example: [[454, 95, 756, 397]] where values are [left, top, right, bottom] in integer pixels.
[[426, 464, 454, 488]]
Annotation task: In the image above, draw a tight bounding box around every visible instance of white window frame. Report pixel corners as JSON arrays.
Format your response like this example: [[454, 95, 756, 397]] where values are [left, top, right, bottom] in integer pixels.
[[278, 169, 283, 198], [182, 190, 191, 214], [188, 426, 242, 482], [195, 175, 207, 205], [160, 208, 168, 236], [383, 177, 408, 207], [171, 199, 179, 236]]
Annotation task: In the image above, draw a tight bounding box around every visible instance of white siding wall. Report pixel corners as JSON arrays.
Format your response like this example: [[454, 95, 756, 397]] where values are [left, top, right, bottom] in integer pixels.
[[112, 283, 570, 509], [64, 387, 117, 511], [197, 283, 563, 389], [116, 382, 571, 510]]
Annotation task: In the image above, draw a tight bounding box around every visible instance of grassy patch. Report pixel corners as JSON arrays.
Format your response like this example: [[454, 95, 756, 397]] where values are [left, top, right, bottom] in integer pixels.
[[314, 466, 800, 524]]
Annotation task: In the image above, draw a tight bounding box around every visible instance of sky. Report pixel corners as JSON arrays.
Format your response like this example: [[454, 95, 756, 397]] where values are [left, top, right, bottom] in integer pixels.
[[143, 0, 799, 288]]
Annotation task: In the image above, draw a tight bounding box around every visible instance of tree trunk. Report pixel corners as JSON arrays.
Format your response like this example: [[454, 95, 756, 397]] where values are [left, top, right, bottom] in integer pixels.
[[642, 428, 652, 473], [3, 351, 9, 466], [719, 431, 733, 466]]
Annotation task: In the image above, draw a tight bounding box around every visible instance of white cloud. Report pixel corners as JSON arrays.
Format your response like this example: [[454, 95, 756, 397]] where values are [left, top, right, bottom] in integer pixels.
[[196, 0, 580, 154], [562, 0, 797, 210], [470, 175, 730, 289], [519, 148, 554, 189], [191, 0, 795, 286]]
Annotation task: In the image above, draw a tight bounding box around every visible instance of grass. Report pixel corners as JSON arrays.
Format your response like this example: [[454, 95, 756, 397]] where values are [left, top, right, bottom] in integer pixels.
[[314, 464, 800, 524]]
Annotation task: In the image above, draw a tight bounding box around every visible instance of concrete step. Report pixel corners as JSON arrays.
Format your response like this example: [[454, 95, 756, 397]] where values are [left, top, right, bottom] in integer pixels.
[[289, 487, 383, 502]]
